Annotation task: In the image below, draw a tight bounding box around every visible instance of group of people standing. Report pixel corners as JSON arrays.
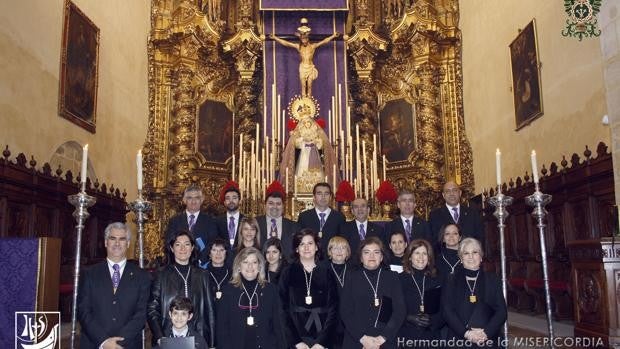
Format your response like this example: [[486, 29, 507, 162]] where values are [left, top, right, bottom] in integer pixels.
[[77, 180, 506, 349]]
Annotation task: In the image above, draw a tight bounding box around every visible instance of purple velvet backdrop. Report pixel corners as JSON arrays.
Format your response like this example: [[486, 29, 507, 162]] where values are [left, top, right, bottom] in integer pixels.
[[264, 11, 347, 146], [0, 238, 39, 348], [260, 0, 348, 10]]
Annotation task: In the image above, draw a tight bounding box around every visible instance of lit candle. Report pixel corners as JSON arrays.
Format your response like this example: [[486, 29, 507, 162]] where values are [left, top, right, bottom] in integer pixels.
[[531, 150, 539, 183], [137, 149, 143, 191], [495, 149, 501, 188], [81, 144, 88, 186]]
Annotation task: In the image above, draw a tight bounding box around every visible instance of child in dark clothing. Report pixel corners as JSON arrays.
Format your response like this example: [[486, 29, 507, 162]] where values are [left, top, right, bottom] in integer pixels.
[[157, 296, 208, 349]]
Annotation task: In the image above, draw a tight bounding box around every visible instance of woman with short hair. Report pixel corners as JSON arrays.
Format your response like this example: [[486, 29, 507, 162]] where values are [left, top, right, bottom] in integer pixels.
[[442, 238, 507, 348], [147, 231, 215, 348], [216, 247, 285, 348], [279, 228, 338, 349], [206, 238, 230, 301], [340, 236, 405, 348]]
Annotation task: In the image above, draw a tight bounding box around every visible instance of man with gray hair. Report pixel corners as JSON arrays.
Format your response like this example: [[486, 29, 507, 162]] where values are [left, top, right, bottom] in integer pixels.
[[165, 184, 217, 263], [78, 222, 150, 349], [385, 188, 431, 244]]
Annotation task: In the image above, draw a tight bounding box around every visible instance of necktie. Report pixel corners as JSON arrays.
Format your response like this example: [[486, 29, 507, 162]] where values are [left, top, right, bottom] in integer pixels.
[[452, 207, 459, 223], [228, 216, 235, 242], [404, 219, 412, 242], [319, 213, 326, 231], [359, 223, 366, 240], [112, 264, 120, 292], [188, 214, 196, 231], [270, 218, 278, 238]]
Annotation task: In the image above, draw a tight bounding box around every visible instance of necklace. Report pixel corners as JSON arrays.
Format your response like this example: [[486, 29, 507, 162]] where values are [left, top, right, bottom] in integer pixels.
[[303, 267, 314, 305], [173, 265, 191, 297], [411, 273, 426, 313], [240, 281, 259, 325], [442, 254, 461, 274], [466, 271, 480, 303], [330, 262, 346, 288], [362, 268, 382, 307], [209, 269, 229, 299]]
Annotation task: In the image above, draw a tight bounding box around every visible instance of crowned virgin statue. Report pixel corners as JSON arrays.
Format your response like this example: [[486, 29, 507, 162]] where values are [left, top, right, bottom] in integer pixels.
[[280, 97, 338, 193]]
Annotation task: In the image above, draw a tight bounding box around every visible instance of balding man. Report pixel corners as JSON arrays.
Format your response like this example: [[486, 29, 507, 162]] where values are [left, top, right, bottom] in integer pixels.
[[340, 198, 385, 262], [429, 181, 483, 245]]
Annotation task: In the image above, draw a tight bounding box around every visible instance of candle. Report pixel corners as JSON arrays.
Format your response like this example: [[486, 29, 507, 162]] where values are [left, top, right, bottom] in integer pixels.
[[232, 154, 236, 182], [495, 149, 501, 188], [333, 164, 337, 188], [328, 110, 333, 143], [285, 167, 289, 193], [383, 154, 387, 180], [137, 149, 143, 191], [81, 144, 88, 186], [362, 140, 367, 199], [531, 150, 539, 183]]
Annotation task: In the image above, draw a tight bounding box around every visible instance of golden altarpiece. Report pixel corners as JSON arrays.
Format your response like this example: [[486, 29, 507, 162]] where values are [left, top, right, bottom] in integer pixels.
[[142, 0, 473, 260]]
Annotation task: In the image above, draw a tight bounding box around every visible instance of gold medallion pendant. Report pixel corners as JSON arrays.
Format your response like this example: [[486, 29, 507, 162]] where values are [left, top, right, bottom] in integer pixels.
[[469, 295, 477, 303]]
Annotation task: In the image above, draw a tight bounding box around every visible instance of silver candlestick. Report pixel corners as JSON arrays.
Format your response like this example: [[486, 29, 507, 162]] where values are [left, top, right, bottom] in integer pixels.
[[127, 189, 152, 269], [128, 189, 151, 349], [525, 183, 554, 348], [68, 189, 96, 349], [487, 189, 513, 344]]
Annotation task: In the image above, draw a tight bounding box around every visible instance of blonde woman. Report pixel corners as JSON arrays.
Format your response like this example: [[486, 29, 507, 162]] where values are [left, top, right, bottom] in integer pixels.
[[216, 247, 284, 348], [233, 217, 261, 256]]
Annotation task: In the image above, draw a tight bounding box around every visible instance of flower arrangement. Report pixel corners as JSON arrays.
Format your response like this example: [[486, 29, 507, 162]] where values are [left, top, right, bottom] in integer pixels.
[[376, 180, 398, 204], [335, 180, 355, 203]]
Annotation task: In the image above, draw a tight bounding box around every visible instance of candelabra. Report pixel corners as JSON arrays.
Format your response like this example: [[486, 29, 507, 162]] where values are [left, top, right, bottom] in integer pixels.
[[127, 190, 152, 269], [487, 189, 513, 343], [525, 183, 554, 348], [68, 189, 96, 349]]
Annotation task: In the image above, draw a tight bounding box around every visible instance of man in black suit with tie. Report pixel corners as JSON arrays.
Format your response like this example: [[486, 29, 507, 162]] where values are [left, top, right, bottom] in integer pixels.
[[297, 182, 345, 256], [256, 190, 299, 261], [215, 181, 244, 250], [429, 180, 484, 245], [164, 184, 216, 266], [340, 197, 384, 262], [385, 188, 431, 243], [78, 222, 150, 349]]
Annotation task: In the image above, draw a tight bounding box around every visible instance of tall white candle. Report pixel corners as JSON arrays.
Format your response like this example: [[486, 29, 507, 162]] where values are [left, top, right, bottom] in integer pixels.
[[81, 144, 88, 185], [232, 154, 236, 182], [137, 149, 143, 191], [333, 164, 337, 188], [285, 167, 289, 193], [495, 148, 501, 187], [531, 150, 539, 183]]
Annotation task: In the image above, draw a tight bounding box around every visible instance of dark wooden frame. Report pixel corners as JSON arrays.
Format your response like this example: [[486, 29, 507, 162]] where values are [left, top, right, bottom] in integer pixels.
[[58, 0, 100, 133], [510, 19, 543, 130]]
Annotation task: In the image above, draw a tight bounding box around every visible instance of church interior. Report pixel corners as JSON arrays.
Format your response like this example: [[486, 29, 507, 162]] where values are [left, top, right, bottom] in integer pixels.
[[1, 0, 619, 347]]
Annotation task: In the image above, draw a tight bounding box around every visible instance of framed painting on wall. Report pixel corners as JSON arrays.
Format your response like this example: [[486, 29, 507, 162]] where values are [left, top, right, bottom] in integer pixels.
[[510, 19, 543, 130], [197, 100, 233, 163], [58, 0, 99, 133], [379, 98, 416, 163]]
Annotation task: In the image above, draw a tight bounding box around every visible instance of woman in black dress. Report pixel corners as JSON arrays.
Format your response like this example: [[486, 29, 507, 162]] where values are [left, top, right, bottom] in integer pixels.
[[340, 236, 405, 348], [216, 247, 285, 349], [435, 224, 463, 284], [442, 238, 507, 348], [398, 239, 443, 346], [387, 231, 407, 272], [279, 228, 339, 349], [326, 235, 352, 349], [147, 230, 215, 348], [263, 237, 287, 284], [206, 238, 230, 301]]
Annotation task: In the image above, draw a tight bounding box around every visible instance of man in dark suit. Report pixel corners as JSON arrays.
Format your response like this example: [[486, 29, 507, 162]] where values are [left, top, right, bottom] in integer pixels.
[[340, 197, 384, 261], [256, 190, 299, 261], [164, 184, 216, 255], [78, 222, 150, 349], [429, 180, 484, 245], [385, 188, 431, 243], [215, 181, 244, 250], [297, 182, 345, 256]]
